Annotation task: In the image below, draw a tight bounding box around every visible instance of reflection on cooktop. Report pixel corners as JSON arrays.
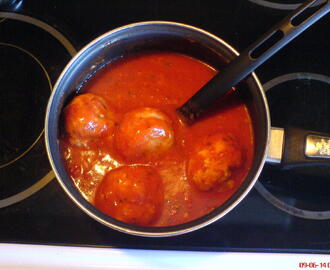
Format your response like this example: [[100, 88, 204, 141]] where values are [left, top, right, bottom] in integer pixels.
[[0, 0, 23, 11]]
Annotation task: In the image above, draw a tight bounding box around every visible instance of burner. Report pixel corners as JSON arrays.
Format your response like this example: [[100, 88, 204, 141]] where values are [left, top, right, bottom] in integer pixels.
[[0, 12, 76, 207], [248, 0, 326, 10], [0, 42, 50, 168], [255, 72, 330, 219]]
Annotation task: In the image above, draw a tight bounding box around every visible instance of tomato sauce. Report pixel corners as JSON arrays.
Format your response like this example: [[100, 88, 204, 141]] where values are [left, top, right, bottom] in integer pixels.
[[60, 51, 254, 226]]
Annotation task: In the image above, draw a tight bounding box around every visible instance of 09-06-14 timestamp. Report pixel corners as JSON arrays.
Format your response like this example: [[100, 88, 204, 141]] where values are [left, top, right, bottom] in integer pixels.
[[299, 262, 330, 268]]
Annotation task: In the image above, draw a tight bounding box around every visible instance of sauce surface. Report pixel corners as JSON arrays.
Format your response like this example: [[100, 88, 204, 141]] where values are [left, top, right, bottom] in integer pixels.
[[60, 51, 254, 226]]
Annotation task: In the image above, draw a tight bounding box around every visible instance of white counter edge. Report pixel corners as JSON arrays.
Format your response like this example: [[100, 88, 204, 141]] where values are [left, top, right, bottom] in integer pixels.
[[0, 243, 329, 270]]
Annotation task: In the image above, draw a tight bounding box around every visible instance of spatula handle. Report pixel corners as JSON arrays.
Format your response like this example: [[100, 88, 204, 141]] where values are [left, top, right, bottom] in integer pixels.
[[178, 0, 330, 123]]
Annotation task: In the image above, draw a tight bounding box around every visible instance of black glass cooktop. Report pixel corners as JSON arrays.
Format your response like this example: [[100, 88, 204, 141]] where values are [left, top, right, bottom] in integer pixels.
[[0, 0, 329, 253]]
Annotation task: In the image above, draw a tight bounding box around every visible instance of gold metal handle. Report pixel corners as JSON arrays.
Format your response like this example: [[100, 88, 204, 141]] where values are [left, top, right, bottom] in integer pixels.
[[305, 135, 330, 159]]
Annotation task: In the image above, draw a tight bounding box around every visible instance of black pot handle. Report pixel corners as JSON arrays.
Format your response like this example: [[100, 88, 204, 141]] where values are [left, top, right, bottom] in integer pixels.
[[267, 127, 330, 169]]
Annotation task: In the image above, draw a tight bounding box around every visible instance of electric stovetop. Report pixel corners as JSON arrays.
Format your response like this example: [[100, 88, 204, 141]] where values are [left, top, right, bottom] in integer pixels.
[[0, 0, 330, 253]]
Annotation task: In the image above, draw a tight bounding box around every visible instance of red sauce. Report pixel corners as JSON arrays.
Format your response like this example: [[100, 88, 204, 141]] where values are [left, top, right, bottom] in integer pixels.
[[60, 51, 254, 226]]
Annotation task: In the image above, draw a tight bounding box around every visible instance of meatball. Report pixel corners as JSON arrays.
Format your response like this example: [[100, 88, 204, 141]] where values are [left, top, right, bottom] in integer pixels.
[[115, 107, 174, 161], [95, 165, 164, 226], [187, 132, 242, 191], [64, 93, 116, 142]]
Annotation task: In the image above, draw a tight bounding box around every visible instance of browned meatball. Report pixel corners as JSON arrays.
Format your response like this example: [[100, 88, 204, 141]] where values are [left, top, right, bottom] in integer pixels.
[[114, 107, 174, 162], [64, 93, 116, 144], [95, 165, 164, 226], [187, 132, 242, 191]]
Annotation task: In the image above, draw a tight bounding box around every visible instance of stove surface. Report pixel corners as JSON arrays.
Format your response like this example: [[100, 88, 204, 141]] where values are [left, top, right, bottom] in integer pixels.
[[0, 0, 329, 253]]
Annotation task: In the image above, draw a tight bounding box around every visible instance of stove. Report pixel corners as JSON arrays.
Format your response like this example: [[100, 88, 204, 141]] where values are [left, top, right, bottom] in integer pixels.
[[0, 0, 329, 253]]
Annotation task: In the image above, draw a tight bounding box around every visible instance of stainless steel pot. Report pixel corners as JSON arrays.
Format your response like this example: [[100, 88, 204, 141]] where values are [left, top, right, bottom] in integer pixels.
[[46, 21, 325, 237]]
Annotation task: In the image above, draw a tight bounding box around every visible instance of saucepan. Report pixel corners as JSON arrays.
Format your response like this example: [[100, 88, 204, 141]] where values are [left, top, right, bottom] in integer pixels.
[[45, 20, 330, 237]]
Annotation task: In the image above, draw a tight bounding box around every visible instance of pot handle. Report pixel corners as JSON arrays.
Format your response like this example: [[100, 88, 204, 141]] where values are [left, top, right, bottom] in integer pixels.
[[266, 127, 330, 169]]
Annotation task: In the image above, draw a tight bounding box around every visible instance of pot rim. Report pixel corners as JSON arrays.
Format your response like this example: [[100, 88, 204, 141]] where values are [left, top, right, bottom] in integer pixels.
[[45, 21, 271, 237]]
